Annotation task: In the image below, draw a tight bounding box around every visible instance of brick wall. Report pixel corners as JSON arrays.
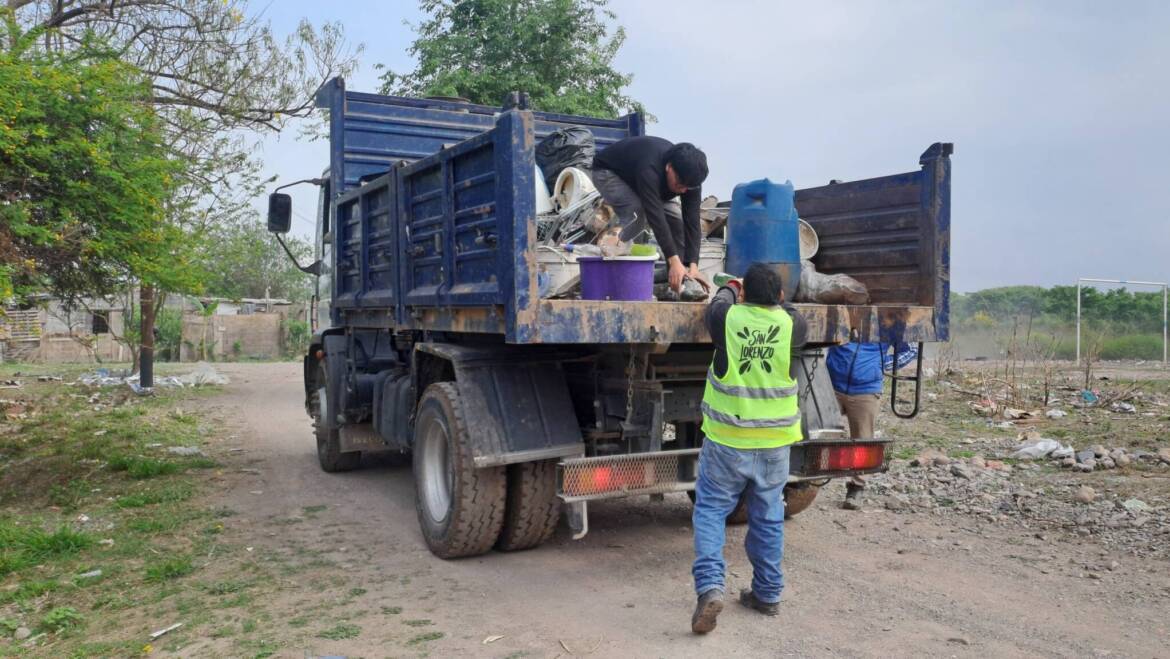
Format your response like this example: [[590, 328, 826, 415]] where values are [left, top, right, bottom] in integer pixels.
[[181, 313, 284, 362]]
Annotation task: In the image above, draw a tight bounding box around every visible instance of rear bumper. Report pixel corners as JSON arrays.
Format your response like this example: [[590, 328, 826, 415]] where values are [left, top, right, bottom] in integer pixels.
[[556, 439, 892, 504]]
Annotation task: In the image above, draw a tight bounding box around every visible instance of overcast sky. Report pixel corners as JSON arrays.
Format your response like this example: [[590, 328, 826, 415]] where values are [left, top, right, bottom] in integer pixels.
[[259, 1, 1170, 293]]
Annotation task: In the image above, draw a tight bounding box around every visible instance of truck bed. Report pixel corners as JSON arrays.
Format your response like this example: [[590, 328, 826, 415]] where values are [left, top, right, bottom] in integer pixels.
[[320, 79, 951, 345]]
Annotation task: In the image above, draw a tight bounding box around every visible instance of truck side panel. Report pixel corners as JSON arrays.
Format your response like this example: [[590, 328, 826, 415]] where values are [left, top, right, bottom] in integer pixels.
[[796, 143, 953, 340]]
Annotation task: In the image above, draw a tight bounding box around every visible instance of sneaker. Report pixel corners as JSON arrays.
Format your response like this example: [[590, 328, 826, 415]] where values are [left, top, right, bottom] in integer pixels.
[[691, 589, 724, 634], [738, 588, 779, 616]]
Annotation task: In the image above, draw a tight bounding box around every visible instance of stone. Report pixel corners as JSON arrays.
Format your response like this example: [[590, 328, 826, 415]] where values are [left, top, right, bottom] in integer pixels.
[[1050, 446, 1075, 460], [1090, 444, 1108, 458], [1074, 486, 1096, 504], [1076, 449, 1096, 464], [167, 446, 204, 456], [933, 455, 952, 466], [1100, 457, 1116, 469], [1060, 457, 1076, 468], [985, 460, 1008, 471], [951, 464, 972, 480], [1074, 463, 1094, 473], [1107, 560, 1120, 571], [1121, 499, 1151, 513], [1109, 448, 1127, 460], [970, 455, 986, 469], [884, 494, 912, 511], [1115, 453, 1131, 467], [1157, 448, 1170, 464], [13, 627, 31, 641], [1081, 458, 1097, 471], [1045, 409, 1067, 419]]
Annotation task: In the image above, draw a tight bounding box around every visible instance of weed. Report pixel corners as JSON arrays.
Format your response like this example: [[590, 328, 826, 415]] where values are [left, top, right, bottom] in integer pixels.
[[107, 455, 180, 479], [381, 606, 402, 615], [242, 619, 257, 634], [204, 580, 249, 596], [348, 587, 367, 597], [951, 450, 976, 459], [403, 619, 433, 627], [144, 555, 194, 582], [114, 487, 186, 509], [48, 479, 93, 509], [0, 521, 93, 575], [40, 606, 84, 633], [407, 631, 444, 645], [288, 617, 309, 628], [215, 592, 253, 609], [302, 505, 327, 515], [317, 623, 361, 640], [0, 578, 61, 604]]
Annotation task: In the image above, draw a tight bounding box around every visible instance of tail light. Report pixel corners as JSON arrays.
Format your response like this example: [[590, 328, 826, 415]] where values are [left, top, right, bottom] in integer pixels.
[[811, 443, 885, 473]]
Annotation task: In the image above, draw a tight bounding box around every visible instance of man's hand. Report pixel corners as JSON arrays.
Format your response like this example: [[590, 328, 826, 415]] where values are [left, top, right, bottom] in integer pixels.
[[668, 256, 687, 292]]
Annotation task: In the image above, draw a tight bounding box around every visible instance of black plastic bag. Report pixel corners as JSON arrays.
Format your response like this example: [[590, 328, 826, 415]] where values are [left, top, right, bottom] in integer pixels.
[[536, 127, 595, 189]]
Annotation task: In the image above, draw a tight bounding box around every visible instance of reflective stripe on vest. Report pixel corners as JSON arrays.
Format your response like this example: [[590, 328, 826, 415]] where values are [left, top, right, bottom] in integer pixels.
[[701, 303, 803, 448], [706, 368, 798, 399]]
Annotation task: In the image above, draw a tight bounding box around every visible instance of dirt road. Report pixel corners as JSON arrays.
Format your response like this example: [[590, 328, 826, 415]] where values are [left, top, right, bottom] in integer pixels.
[[200, 363, 1169, 658]]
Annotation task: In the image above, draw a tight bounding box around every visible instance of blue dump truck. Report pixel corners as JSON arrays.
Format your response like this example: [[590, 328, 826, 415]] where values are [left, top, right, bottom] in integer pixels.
[[266, 78, 952, 558]]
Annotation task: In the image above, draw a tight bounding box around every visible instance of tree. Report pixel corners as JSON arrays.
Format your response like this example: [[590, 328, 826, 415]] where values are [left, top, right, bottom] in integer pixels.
[[200, 221, 313, 303], [7, 1, 358, 382], [0, 17, 186, 302], [380, 0, 644, 117]]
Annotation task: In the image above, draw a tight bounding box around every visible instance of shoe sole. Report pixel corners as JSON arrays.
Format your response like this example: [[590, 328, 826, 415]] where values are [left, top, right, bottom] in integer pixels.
[[691, 598, 724, 634]]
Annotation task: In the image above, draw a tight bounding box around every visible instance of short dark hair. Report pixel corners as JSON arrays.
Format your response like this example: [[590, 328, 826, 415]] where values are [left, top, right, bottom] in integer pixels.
[[665, 143, 708, 188], [743, 263, 784, 305]]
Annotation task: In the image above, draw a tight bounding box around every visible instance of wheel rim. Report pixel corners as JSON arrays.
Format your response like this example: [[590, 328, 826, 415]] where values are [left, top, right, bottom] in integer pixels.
[[420, 413, 453, 524]]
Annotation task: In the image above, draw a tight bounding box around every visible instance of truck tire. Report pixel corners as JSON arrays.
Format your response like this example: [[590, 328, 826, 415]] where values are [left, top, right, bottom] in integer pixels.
[[687, 490, 749, 525], [496, 460, 561, 552], [313, 364, 360, 473], [783, 483, 820, 518], [413, 383, 506, 559]]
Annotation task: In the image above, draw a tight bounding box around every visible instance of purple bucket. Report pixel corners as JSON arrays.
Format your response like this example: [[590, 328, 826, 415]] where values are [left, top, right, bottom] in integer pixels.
[[578, 255, 656, 301]]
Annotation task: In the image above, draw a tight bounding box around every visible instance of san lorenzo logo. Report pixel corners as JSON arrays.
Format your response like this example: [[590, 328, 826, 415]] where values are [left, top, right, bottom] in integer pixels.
[[736, 325, 780, 374]]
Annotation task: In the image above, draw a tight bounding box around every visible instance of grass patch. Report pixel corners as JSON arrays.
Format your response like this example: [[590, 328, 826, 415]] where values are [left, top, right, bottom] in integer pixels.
[[403, 618, 433, 627], [317, 623, 361, 640], [204, 580, 249, 596], [302, 505, 327, 515], [39, 606, 85, 633], [107, 455, 181, 479], [348, 587, 367, 597], [144, 555, 195, 582], [407, 631, 445, 645], [0, 521, 93, 576], [288, 616, 309, 628], [381, 606, 402, 615], [114, 483, 194, 509]]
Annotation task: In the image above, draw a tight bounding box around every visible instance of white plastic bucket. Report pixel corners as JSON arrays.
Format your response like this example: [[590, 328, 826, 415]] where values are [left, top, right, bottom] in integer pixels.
[[536, 246, 579, 298], [798, 219, 819, 260], [698, 240, 727, 282], [553, 167, 597, 211]]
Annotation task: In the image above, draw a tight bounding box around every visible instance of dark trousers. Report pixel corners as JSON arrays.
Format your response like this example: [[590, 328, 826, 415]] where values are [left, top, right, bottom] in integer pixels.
[[591, 168, 683, 247]]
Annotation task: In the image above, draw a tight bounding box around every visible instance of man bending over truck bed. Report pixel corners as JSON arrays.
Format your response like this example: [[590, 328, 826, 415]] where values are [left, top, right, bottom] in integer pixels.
[[690, 263, 807, 634], [591, 136, 709, 299]]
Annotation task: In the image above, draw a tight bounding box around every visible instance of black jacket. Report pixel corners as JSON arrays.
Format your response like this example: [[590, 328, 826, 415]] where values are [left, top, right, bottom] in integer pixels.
[[593, 136, 701, 265]]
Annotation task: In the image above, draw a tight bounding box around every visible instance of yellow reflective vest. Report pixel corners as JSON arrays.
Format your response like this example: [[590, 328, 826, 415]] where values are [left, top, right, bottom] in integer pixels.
[[701, 303, 803, 449]]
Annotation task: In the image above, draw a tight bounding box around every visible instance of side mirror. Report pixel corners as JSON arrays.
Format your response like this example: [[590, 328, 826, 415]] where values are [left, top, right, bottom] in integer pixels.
[[267, 193, 292, 234]]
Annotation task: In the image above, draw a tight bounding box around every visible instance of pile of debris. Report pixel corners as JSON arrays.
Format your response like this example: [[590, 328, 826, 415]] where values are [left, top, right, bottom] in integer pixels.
[[866, 452, 1170, 558], [1011, 432, 1170, 471]]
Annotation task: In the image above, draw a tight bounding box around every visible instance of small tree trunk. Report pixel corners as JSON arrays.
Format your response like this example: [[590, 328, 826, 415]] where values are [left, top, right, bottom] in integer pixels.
[[140, 284, 156, 388]]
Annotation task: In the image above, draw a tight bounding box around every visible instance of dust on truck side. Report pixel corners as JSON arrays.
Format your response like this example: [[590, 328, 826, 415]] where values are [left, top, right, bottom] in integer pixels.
[[266, 78, 953, 559]]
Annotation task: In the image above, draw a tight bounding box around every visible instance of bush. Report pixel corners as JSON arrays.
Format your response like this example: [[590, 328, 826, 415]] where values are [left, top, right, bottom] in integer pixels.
[[1100, 334, 1163, 360], [283, 318, 311, 358]]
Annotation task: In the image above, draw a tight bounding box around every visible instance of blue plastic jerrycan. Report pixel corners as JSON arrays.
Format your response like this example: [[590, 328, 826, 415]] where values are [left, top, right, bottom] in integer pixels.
[[726, 179, 801, 301]]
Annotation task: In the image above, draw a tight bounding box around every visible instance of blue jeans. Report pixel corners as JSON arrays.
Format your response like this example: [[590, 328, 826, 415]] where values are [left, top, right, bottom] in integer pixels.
[[692, 440, 790, 603]]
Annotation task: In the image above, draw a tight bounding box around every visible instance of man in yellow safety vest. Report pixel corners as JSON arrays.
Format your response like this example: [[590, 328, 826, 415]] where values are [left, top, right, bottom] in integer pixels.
[[690, 263, 807, 634]]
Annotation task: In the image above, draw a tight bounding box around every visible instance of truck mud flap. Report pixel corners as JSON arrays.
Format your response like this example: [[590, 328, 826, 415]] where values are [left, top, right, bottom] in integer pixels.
[[417, 344, 584, 467]]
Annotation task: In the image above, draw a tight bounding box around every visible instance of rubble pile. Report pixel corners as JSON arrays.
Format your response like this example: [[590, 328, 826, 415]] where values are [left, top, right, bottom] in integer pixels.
[[866, 449, 1170, 559]]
